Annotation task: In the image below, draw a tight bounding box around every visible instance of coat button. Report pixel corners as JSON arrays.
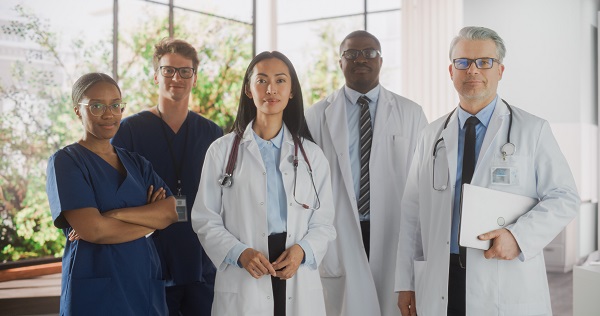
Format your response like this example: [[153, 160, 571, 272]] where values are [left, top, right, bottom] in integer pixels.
[[263, 172, 266, 175], [288, 234, 291, 238], [288, 297, 292, 300], [260, 202, 264, 205], [267, 296, 271, 300], [289, 203, 292, 206], [262, 233, 266, 237]]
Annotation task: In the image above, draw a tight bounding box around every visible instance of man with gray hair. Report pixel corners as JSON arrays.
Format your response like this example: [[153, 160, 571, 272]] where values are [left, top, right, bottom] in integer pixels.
[[395, 26, 579, 316]]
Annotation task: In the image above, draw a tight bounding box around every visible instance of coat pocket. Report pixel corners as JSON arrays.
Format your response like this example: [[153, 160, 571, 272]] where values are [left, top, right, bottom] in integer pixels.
[[69, 277, 111, 315], [319, 240, 343, 278]]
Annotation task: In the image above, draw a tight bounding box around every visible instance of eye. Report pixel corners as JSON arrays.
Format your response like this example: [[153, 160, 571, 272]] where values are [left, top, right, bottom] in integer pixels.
[[276, 78, 286, 83], [91, 103, 104, 110], [109, 103, 121, 109], [256, 78, 266, 84]]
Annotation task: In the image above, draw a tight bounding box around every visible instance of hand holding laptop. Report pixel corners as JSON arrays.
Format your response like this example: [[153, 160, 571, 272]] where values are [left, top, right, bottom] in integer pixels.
[[478, 228, 521, 260]]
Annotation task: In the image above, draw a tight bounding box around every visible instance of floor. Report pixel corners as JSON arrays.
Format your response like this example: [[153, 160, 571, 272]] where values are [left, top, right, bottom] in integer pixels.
[[0, 271, 575, 316]]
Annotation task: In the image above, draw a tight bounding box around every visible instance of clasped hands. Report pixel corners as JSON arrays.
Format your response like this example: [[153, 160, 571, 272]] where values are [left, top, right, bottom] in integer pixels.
[[239, 244, 305, 280]]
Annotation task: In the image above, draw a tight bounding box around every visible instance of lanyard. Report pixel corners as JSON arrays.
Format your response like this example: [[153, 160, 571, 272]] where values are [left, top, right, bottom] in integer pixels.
[[157, 106, 189, 196]]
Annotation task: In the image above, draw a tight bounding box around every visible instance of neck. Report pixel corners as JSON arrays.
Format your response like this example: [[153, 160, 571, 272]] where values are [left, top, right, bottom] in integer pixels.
[[252, 115, 283, 140], [79, 137, 113, 155], [458, 95, 495, 115], [153, 99, 189, 132]]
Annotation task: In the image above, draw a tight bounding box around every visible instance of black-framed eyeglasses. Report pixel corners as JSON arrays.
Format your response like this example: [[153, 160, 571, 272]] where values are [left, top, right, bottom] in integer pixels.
[[341, 48, 381, 60], [78, 102, 126, 116], [159, 66, 196, 79], [453, 58, 500, 70]]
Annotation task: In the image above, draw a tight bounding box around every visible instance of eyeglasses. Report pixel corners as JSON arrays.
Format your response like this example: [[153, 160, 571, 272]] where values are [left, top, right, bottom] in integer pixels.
[[453, 58, 500, 70], [78, 102, 126, 116], [159, 66, 196, 79], [341, 48, 381, 60]]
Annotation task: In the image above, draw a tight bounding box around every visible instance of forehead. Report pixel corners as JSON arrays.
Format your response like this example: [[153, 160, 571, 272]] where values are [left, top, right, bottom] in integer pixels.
[[251, 58, 290, 76], [84, 81, 121, 100], [159, 53, 194, 67], [451, 39, 497, 59], [342, 36, 380, 51]]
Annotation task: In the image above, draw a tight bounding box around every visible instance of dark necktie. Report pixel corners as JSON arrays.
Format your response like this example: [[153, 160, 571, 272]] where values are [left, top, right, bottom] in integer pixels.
[[357, 95, 372, 217], [459, 115, 480, 268]]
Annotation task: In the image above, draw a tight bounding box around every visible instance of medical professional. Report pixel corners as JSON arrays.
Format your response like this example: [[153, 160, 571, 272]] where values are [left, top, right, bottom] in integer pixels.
[[305, 30, 427, 316], [192, 51, 336, 316], [395, 27, 580, 316], [112, 38, 222, 315], [46, 72, 178, 315]]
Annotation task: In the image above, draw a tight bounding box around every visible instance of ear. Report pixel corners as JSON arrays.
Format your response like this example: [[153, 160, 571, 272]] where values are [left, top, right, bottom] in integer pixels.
[[498, 63, 505, 81], [74, 106, 82, 120], [338, 59, 343, 70], [244, 85, 252, 99], [154, 72, 159, 85], [289, 92, 293, 99], [449, 64, 454, 80]]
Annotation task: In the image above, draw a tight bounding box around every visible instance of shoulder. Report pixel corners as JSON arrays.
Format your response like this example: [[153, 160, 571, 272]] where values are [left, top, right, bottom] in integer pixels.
[[187, 111, 224, 137], [307, 87, 343, 114], [381, 87, 424, 114], [119, 110, 155, 126]]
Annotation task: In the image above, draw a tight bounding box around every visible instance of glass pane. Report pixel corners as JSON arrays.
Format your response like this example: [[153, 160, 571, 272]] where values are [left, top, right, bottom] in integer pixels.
[[176, 0, 252, 23], [118, 0, 169, 115], [368, 0, 401, 12], [0, 0, 114, 263], [278, 0, 364, 24], [173, 7, 253, 129], [277, 16, 363, 106], [367, 10, 402, 94]]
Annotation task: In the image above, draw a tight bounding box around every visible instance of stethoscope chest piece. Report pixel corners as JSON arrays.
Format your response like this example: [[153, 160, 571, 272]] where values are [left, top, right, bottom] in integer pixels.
[[218, 174, 233, 188], [501, 142, 516, 159]]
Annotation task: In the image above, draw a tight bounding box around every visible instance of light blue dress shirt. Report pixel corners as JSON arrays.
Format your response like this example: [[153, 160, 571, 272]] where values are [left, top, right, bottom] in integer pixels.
[[450, 95, 498, 254], [344, 85, 380, 221], [225, 127, 315, 267]]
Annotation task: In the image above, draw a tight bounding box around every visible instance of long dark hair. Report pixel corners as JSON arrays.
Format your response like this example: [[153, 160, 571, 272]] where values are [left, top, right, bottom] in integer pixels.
[[230, 51, 314, 143]]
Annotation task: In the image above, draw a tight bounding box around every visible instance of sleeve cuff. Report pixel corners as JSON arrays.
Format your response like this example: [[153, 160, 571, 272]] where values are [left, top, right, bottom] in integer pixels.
[[224, 243, 249, 268], [297, 240, 316, 269]]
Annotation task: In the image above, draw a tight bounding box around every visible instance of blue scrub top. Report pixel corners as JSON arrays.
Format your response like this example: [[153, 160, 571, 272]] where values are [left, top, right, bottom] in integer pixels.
[[112, 110, 223, 286], [46, 143, 172, 316]]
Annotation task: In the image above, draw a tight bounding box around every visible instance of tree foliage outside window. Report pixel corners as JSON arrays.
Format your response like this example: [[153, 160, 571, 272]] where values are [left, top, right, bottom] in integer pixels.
[[0, 3, 343, 264]]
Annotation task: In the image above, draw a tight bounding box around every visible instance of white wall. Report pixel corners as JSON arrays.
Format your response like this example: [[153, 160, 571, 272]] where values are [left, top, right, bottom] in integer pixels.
[[464, 0, 599, 204]]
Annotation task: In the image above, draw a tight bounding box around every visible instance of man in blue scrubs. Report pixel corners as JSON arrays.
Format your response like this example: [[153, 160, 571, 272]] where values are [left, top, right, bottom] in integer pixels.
[[112, 38, 222, 315]]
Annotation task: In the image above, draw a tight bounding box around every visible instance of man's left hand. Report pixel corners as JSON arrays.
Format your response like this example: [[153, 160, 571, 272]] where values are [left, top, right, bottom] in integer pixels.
[[478, 228, 520, 260]]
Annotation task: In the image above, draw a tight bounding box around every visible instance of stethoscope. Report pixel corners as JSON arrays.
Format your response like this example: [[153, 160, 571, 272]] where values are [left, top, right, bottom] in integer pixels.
[[432, 99, 515, 191], [218, 133, 321, 210]]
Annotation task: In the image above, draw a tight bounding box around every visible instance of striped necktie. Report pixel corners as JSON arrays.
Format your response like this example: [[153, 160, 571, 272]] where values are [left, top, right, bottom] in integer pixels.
[[357, 95, 372, 216]]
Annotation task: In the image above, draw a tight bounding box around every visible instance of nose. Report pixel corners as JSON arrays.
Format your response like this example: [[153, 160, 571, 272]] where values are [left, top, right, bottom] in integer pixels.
[[353, 53, 368, 64], [267, 83, 277, 95], [466, 61, 480, 74]]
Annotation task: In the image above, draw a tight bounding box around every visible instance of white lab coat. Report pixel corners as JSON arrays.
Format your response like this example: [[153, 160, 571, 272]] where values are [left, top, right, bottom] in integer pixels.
[[191, 123, 336, 316], [395, 100, 580, 316], [305, 86, 428, 316]]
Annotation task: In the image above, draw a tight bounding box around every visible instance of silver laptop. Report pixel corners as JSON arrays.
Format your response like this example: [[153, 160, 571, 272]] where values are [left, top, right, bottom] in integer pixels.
[[459, 184, 538, 250]]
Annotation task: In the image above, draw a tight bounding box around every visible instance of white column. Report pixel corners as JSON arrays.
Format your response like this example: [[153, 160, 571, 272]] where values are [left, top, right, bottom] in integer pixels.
[[401, 0, 463, 121], [255, 0, 278, 53]]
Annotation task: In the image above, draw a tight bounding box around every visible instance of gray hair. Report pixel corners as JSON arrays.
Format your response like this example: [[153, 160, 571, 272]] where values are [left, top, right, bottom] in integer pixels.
[[449, 26, 506, 62], [72, 73, 121, 106]]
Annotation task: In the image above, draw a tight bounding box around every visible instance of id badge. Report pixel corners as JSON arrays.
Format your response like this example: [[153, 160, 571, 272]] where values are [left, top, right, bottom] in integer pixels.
[[175, 195, 188, 222], [490, 167, 518, 185]]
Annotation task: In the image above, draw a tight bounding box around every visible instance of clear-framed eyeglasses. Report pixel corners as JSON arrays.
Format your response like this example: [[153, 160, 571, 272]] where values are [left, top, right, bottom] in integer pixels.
[[78, 102, 126, 116], [159, 66, 196, 79], [452, 58, 500, 70], [341, 48, 381, 60]]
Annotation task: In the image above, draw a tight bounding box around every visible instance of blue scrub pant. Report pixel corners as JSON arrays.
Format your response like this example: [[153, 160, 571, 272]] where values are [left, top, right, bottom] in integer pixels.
[[166, 281, 214, 316]]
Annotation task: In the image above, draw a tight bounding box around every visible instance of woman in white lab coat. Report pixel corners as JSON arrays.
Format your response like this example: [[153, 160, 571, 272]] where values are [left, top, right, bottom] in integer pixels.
[[191, 51, 336, 316], [395, 100, 580, 315]]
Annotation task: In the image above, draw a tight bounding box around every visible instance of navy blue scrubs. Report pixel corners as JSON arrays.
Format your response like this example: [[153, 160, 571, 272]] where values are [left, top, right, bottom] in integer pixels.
[[46, 143, 172, 315], [112, 111, 222, 315]]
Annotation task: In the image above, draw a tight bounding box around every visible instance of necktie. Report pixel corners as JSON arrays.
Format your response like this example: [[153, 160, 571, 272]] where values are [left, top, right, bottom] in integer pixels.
[[459, 115, 480, 268], [357, 95, 372, 217]]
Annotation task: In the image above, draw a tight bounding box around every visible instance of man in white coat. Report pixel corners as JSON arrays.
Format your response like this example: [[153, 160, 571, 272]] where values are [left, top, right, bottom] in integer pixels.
[[305, 30, 428, 316], [395, 26, 580, 316]]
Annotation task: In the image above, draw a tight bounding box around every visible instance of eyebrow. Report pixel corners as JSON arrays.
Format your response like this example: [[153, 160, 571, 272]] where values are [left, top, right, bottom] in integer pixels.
[[256, 73, 289, 77], [87, 98, 122, 103]]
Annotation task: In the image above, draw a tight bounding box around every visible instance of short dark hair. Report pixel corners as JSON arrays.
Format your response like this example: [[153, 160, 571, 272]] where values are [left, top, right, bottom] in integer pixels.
[[339, 30, 382, 56], [231, 51, 313, 143], [152, 38, 200, 72], [72, 72, 121, 106]]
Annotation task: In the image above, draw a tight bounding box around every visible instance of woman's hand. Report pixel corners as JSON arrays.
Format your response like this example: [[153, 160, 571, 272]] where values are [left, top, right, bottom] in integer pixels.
[[239, 248, 276, 279], [272, 244, 305, 280], [68, 229, 81, 242], [147, 185, 166, 204]]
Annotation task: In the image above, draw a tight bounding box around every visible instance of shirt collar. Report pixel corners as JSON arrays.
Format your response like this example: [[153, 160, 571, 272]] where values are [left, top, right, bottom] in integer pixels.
[[344, 84, 381, 105], [458, 95, 498, 129], [252, 125, 284, 150]]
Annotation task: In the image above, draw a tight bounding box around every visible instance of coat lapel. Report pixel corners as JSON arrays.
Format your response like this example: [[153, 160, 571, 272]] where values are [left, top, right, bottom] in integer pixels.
[[476, 99, 510, 175], [325, 89, 358, 212], [371, 88, 392, 146]]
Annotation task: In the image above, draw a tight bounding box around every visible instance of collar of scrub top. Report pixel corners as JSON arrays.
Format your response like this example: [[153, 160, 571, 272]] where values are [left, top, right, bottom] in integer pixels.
[[252, 125, 284, 151], [343, 84, 381, 108]]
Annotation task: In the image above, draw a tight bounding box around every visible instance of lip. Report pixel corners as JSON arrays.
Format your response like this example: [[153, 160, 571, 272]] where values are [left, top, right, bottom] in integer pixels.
[[352, 66, 371, 74], [264, 98, 280, 104], [98, 122, 118, 130]]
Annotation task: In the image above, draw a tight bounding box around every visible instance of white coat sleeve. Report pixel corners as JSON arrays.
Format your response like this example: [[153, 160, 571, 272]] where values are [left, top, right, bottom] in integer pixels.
[[395, 134, 425, 292], [507, 121, 580, 261], [191, 140, 248, 271]]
